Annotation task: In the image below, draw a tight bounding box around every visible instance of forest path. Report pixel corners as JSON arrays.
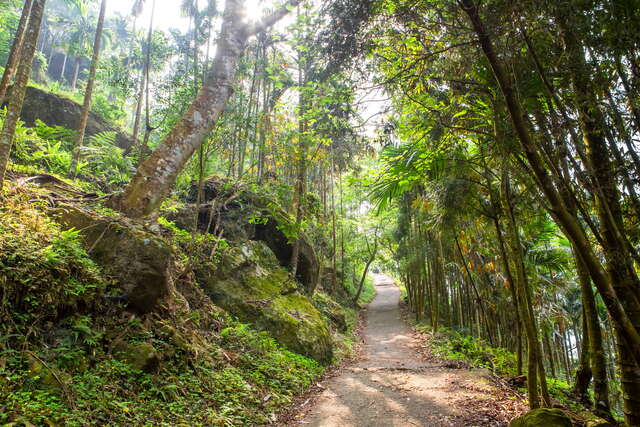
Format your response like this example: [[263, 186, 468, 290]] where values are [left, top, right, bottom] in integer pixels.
[[287, 274, 506, 427]]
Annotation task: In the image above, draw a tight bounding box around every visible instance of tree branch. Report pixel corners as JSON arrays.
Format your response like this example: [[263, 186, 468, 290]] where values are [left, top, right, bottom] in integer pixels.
[[247, 0, 304, 36]]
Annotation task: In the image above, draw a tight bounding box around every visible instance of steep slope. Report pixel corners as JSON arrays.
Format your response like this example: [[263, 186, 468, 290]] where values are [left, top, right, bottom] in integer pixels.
[[0, 177, 358, 426]]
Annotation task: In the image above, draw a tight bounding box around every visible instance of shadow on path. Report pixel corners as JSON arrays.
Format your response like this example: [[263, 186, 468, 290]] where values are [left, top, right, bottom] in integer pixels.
[[288, 274, 502, 427]]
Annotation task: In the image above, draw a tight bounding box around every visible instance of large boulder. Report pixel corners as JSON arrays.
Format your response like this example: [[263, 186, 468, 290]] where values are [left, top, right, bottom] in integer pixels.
[[52, 204, 173, 313], [254, 218, 320, 295], [4, 85, 134, 150], [195, 240, 333, 364], [168, 179, 321, 294], [509, 409, 573, 427]]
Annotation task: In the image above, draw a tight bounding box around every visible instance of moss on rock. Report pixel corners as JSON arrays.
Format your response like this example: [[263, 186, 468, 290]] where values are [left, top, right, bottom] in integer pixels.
[[313, 292, 349, 332], [51, 204, 174, 313], [114, 342, 160, 372], [509, 408, 572, 427], [196, 241, 333, 364]]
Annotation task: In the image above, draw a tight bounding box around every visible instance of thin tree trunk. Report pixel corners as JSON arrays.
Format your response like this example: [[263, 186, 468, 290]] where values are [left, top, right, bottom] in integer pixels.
[[69, 0, 107, 177], [132, 0, 155, 157], [71, 57, 80, 90], [353, 232, 378, 306], [290, 11, 308, 276], [575, 254, 612, 419], [501, 169, 550, 408], [0, 0, 46, 190], [0, 0, 34, 103], [59, 51, 68, 83]]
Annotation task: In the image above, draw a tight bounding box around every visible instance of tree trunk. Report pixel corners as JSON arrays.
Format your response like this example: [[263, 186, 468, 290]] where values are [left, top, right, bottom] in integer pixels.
[[111, 0, 300, 218], [575, 254, 612, 419], [0, 0, 34, 103], [501, 169, 550, 408], [71, 57, 81, 90], [0, 0, 46, 190], [290, 12, 309, 276], [59, 51, 68, 83], [353, 232, 378, 306], [555, 3, 640, 423], [458, 0, 640, 371], [69, 0, 107, 177]]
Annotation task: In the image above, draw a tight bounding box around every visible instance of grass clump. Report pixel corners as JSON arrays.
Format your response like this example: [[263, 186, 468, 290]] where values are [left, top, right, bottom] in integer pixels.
[[423, 326, 517, 377]]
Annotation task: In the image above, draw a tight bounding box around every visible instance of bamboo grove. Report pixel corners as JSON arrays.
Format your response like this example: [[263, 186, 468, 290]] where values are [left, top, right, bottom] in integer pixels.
[[368, 0, 640, 424]]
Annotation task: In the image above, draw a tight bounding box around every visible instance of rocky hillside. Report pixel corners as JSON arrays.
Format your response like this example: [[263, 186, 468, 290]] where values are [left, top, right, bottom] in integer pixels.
[[0, 175, 366, 426], [2, 85, 134, 150]]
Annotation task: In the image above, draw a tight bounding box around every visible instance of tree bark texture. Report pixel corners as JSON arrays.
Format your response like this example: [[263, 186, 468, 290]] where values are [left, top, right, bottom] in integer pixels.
[[0, 0, 46, 190], [0, 0, 34, 103]]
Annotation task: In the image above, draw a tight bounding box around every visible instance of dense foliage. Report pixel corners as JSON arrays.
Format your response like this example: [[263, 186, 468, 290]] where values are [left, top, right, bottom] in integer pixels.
[[2, 0, 640, 425]]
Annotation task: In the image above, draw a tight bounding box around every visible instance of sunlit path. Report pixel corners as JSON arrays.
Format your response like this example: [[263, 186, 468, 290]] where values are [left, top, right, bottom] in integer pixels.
[[289, 274, 500, 427]]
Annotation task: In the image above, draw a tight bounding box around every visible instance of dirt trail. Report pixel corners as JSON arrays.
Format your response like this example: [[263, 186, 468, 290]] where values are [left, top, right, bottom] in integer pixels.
[[288, 274, 511, 427]]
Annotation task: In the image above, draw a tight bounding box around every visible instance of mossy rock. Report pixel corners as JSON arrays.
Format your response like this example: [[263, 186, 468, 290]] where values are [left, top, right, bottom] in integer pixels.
[[313, 292, 349, 332], [586, 420, 615, 427], [28, 356, 72, 393], [51, 204, 173, 313], [4, 85, 134, 150], [196, 241, 333, 363], [114, 341, 160, 372], [169, 179, 321, 295], [509, 409, 572, 427]]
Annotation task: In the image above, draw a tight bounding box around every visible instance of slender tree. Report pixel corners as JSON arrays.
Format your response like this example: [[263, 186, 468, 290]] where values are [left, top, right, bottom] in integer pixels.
[[69, 0, 108, 177], [0, 0, 47, 190], [0, 0, 34, 103]]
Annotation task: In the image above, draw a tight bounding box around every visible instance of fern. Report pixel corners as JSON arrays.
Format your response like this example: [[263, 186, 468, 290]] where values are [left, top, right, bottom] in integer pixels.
[[80, 131, 135, 185]]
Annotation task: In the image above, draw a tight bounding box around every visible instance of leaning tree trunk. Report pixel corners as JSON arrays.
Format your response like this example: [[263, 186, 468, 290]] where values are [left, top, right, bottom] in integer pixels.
[[0, 0, 34, 103], [111, 0, 301, 218], [0, 0, 46, 190], [69, 0, 107, 177], [554, 3, 640, 423], [458, 0, 640, 369]]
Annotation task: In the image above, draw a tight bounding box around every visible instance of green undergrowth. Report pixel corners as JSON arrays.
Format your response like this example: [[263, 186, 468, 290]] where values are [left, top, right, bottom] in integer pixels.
[[0, 190, 325, 426], [343, 273, 376, 306], [424, 326, 518, 377], [2, 108, 135, 191], [418, 325, 592, 412]]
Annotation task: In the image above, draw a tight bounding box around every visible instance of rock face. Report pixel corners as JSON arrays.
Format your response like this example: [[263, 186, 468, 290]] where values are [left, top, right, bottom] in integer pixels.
[[254, 218, 320, 295], [49, 202, 333, 364], [3, 85, 134, 150], [52, 204, 173, 313], [313, 292, 349, 332], [509, 409, 572, 427], [195, 240, 333, 364], [169, 179, 321, 295]]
